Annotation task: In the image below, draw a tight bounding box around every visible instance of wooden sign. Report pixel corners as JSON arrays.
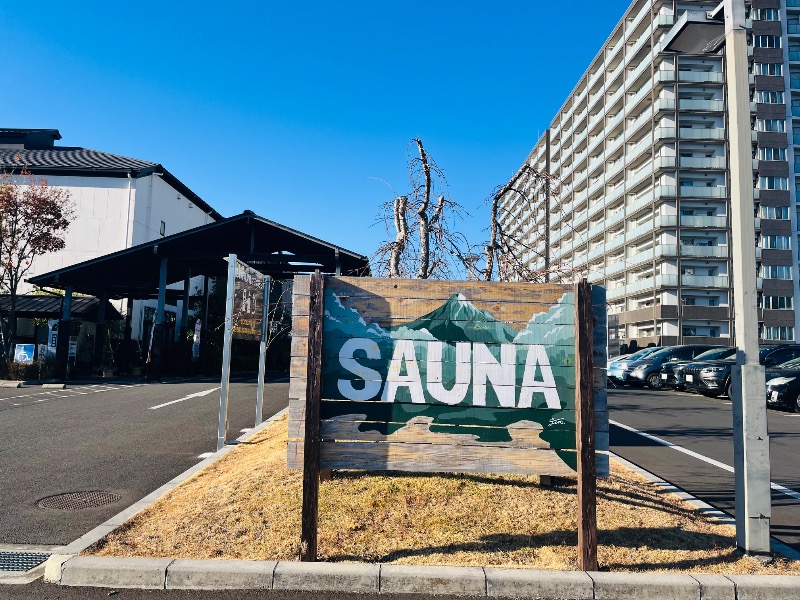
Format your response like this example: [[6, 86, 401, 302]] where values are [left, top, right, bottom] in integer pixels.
[[288, 276, 608, 478]]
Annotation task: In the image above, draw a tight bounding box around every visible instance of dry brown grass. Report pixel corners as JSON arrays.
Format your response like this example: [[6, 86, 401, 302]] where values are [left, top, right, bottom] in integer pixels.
[[88, 414, 800, 574]]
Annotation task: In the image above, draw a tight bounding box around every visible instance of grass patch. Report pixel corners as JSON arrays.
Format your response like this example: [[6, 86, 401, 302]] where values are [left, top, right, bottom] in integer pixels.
[[88, 414, 800, 574]]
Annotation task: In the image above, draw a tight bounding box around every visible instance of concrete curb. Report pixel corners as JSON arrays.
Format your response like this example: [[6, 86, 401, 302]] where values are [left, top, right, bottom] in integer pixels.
[[43, 557, 800, 598]]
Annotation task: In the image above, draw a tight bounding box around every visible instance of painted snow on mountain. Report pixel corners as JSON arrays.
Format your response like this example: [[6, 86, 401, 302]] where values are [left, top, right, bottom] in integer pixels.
[[513, 292, 574, 346]]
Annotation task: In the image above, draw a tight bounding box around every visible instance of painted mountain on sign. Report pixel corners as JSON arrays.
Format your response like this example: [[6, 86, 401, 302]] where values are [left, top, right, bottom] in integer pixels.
[[317, 286, 579, 472]]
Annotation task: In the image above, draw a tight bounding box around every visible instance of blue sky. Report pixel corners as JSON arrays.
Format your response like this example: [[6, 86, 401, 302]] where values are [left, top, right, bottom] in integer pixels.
[[1, 1, 629, 259]]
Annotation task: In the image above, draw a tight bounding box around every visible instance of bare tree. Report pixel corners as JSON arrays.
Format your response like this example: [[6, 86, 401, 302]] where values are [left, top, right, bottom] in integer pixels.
[[372, 140, 578, 284], [0, 165, 74, 357], [373, 139, 468, 279]]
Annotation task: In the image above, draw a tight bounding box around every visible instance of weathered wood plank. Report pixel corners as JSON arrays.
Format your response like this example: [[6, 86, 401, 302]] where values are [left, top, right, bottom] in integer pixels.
[[327, 277, 571, 304], [300, 271, 324, 562], [293, 294, 310, 317], [287, 440, 584, 477], [575, 280, 597, 572], [288, 408, 610, 438], [286, 419, 609, 452], [293, 274, 310, 296], [325, 297, 573, 326]]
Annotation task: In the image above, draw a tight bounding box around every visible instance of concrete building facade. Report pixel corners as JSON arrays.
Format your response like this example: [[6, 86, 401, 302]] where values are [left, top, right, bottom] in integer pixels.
[[500, 0, 800, 349]]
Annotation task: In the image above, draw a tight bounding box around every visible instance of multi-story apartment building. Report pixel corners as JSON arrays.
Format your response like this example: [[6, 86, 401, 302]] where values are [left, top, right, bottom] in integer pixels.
[[500, 0, 800, 349]]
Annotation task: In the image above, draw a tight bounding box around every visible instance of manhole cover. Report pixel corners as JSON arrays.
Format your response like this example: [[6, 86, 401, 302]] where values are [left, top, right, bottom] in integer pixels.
[[0, 551, 50, 572], [37, 491, 121, 510]]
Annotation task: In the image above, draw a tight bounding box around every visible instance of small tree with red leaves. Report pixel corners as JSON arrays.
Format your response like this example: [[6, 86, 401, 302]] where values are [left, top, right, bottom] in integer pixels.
[[0, 166, 74, 358]]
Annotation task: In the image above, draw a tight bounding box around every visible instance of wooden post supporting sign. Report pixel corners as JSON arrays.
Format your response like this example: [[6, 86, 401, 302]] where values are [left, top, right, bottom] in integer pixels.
[[300, 270, 324, 562], [575, 278, 598, 571]]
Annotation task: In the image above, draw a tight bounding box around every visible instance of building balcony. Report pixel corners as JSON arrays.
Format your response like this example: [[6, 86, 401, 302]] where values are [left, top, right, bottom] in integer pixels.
[[678, 186, 726, 198], [655, 14, 674, 27], [654, 70, 676, 84], [789, 0, 800, 8], [679, 156, 726, 169], [680, 214, 727, 227], [654, 97, 676, 112], [679, 127, 725, 140], [678, 99, 724, 111], [678, 71, 723, 83], [677, 245, 729, 258], [681, 274, 729, 288], [588, 245, 605, 262], [789, 23, 800, 34]]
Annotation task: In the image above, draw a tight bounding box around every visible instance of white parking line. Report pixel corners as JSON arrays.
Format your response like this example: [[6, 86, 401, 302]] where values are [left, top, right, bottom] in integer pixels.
[[197, 452, 215, 459], [148, 387, 220, 410], [611, 419, 800, 502]]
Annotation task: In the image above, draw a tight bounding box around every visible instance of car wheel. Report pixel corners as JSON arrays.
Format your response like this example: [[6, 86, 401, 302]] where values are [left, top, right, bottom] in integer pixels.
[[646, 373, 663, 389], [725, 382, 732, 399], [794, 393, 800, 414]]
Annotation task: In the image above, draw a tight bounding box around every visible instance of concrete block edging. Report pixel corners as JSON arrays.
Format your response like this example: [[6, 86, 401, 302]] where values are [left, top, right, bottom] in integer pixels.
[[46, 556, 800, 598]]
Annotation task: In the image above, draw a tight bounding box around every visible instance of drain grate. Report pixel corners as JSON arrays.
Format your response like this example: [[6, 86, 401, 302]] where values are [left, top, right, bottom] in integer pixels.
[[0, 551, 50, 572], [37, 491, 121, 510]]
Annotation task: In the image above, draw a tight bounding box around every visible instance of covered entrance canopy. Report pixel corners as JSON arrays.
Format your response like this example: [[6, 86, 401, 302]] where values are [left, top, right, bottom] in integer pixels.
[[28, 211, 370, 377], [28, 211, 369, 298]]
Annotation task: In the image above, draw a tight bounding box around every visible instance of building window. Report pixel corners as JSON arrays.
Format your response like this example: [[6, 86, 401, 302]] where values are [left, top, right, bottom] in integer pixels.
[[754, 90, 784, 104], [757, 147, 787, 161], [759, 205, 790, 219], [756, 119, 786, 132], [683, 326, 697, 336], [758, 294, 794, 309], [761, 326, 795, 341], [761, 265, 793, 279], [760, 235, 791, 249], [758, 176, 789, 190], [752, 8, 781, 21], [753, 35, 781, 48], [753, 63, 783, 76]]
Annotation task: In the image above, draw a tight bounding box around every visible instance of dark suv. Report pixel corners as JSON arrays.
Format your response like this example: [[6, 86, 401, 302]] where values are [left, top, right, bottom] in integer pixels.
[[684, 344, 800, 398], [625, 345, 719, 389], [659, 346, 735, 390], [765, 356, 800, 412]]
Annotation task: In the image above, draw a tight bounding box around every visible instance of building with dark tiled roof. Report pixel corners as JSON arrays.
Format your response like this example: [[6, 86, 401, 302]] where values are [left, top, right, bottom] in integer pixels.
[[0, 128, 222, 339]]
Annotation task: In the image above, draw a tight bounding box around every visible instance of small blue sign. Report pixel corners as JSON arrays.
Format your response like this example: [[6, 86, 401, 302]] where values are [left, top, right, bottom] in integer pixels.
[[14, 344, 35, 364]]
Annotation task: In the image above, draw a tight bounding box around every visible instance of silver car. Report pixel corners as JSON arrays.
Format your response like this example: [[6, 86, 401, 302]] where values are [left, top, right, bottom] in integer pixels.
[[607, 347, 664, 384]]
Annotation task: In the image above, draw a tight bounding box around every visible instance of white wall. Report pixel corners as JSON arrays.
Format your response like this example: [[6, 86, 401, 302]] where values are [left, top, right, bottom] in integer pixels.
[[21, 175, 134, 292], [19, 172, 217, 339]]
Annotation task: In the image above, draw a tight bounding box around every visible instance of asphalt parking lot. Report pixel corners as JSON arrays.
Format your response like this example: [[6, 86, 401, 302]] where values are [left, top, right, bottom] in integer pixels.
[[608, 383, 800, 552], [0, 376, 289, 547]]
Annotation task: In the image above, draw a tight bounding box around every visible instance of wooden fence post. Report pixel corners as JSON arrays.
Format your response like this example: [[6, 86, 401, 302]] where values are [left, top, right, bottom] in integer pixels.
[[300, 270, 324, 561], [575, 278, 598, 571]]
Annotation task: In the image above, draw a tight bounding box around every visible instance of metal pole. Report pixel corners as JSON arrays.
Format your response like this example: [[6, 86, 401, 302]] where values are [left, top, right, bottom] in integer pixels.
[[217, 254, 236, 451], [255, 276, 270, 426], [724, 0, 771, 554]]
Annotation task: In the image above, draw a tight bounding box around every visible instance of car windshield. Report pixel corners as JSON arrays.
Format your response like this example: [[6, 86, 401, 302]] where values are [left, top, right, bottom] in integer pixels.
[[693, 347, 736, 361], [625, 348, 655, 361], [641, 347, 674, 361], [774, 356, 800, 369]]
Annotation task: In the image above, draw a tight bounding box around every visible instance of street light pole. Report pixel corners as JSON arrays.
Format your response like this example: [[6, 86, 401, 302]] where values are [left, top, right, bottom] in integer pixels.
[[721, 0, 771, 554], [663, 0, 772, 554]]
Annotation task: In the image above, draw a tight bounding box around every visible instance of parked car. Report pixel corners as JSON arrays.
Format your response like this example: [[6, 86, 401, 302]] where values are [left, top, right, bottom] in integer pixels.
[[659, 346, 736, 390], [607, 346, 664, 384], [626, 345, 718, 389], [684, 345, 800, 398], [765, 356, 800, 412]]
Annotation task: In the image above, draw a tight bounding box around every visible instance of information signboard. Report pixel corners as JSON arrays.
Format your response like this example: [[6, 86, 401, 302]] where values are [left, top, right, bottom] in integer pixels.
[[288, 276, 608, 478], [232, 259, 266, 341]]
